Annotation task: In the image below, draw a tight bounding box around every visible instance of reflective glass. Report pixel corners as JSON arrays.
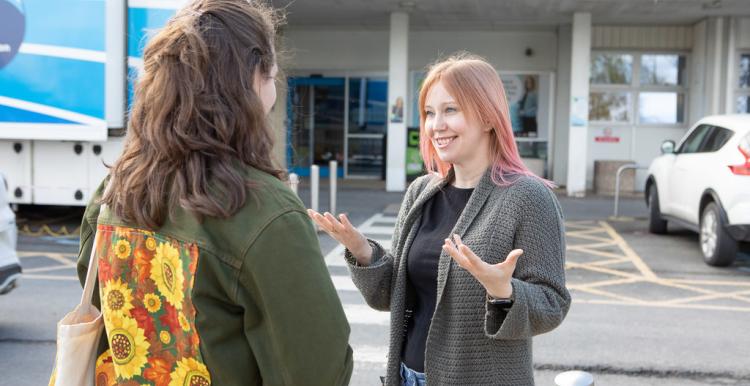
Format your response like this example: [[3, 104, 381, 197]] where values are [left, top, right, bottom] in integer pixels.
[[739, 54, 750, 88], [591, 54, 633, 84], [348, 78, 387, 134], [640, 55, 686, 86], [589, 92, 630, 122], [638, 92, 685, 124], [737, 95, 750, 114], [347, 137, 384, 177]]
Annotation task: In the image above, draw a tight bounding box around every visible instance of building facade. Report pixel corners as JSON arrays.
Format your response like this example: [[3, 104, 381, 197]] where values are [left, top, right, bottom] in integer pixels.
[[271, 0, 750, 194]]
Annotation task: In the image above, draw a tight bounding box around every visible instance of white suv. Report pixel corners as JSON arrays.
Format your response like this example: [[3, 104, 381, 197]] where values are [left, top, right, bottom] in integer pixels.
[[645, 114, 750, 266]]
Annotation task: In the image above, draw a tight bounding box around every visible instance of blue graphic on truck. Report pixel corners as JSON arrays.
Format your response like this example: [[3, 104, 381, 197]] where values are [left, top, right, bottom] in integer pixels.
[[0, 0, 106, 139]]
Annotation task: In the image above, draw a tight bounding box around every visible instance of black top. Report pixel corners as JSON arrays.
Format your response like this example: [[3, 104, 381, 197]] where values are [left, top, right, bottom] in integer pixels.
[[402, 184, 474, 372]]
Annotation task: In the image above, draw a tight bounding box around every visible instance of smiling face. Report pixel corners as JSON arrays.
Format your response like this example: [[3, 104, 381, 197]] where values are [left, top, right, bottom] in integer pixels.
[[423, 80, 492, 169]]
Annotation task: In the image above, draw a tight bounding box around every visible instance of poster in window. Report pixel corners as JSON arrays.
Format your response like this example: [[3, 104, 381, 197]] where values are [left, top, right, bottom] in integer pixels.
[[390, 96, 404, 123], [500, 74, 539, 137]]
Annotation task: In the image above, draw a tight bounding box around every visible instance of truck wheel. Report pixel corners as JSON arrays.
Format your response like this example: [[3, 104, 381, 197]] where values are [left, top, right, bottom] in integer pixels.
[[648, 186, 668, 234], [700, 202, 738, 267]]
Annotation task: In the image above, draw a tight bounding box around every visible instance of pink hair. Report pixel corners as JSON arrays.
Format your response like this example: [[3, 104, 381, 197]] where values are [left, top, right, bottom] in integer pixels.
[[418, 53, 555, 188]]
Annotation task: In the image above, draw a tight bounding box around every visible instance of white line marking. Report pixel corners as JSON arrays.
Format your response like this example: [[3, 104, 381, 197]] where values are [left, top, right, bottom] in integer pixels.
[[19, 43, 105, 63], [359, 226, 395, 235], [128, 0, 190, 9], [352, 344, 388, 364], [331, 274, 357, 292], [0, 96, 106, 127], [343, 304, 390, 326]]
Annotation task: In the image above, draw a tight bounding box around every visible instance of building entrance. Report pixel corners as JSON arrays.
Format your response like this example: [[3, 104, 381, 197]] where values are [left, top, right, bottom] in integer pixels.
[[287, 76, 387, 178]]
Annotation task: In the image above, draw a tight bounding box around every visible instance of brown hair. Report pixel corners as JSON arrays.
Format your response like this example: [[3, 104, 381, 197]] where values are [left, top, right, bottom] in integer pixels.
[[102, 0, 285, 229]]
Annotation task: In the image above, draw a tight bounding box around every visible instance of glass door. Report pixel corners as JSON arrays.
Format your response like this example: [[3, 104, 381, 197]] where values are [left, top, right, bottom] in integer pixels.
[[287, 77, 345, 177], [346, 77, 387, 178]]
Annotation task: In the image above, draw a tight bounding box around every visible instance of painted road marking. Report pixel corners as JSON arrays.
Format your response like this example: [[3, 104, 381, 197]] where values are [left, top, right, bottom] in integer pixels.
[[16, 217, 750, 314], [565, 220, 750, 312]]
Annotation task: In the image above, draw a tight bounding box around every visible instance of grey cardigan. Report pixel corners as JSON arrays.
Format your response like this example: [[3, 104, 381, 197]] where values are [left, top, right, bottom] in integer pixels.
[[346, 169, 570, 385]]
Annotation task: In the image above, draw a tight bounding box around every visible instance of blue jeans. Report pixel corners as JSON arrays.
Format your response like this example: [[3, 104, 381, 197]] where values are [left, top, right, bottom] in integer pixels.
[[400, 362, 426, 386]]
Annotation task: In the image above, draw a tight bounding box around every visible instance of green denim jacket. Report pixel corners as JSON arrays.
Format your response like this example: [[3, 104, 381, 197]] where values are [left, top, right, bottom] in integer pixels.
[[76, 167, 353, 386]]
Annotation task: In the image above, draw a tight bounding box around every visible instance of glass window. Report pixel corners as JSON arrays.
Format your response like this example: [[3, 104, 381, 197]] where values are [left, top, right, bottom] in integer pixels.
[[738, 95, 750, 114], [347, 137, 384, 177], [700, 126, 734, 152], [589, 92, 630, 122], [348, 78, 387, 134], [678, 124, 712, 154], [638, 92, 685, 124], [591, 54, 633, 85], [739, 54, 750, 89], [640, 55, 687, 86]]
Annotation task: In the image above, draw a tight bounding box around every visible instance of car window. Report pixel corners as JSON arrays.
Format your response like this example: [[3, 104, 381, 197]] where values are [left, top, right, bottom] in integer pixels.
[[677, 124, 712, 154], [699, 126, 734, 152]]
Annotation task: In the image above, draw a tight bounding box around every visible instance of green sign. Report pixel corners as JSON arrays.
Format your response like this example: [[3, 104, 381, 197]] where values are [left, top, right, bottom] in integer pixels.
[[406, 127, 423, 180]]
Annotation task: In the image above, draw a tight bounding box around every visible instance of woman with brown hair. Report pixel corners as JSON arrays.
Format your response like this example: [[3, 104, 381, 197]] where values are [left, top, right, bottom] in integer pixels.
[[309, 53, 569, 385], [74, 1, 353, 385]]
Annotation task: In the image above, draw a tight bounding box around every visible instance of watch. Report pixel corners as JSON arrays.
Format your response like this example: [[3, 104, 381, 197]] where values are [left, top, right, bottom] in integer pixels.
[[486, 293, 514, 309]]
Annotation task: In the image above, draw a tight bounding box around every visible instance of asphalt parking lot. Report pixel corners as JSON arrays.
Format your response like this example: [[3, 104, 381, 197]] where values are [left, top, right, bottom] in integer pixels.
[[2, 191, 750, 385]]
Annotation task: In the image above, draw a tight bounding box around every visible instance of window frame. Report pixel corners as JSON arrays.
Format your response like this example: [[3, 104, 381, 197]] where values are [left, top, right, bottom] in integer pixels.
[[589, 50, 690, 128]]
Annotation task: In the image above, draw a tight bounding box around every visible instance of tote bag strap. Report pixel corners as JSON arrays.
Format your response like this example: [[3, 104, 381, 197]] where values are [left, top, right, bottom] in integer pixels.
[[78, 198, 111, 309], [79, 224, 102, 309]]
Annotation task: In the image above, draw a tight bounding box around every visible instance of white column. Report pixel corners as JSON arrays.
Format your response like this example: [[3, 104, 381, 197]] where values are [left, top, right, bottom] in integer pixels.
[[566, 13, 591, 197], [553, 24, 572, 186], [386, 12, 409, 192]]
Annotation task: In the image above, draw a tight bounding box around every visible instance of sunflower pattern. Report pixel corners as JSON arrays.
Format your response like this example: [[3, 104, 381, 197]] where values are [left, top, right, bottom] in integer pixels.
[[93, 224, 210, 386]]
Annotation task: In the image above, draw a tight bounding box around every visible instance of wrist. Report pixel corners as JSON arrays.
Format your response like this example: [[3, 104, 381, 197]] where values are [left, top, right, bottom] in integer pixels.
[[352, 240, 373, 266], [487, 283, 513, 300]]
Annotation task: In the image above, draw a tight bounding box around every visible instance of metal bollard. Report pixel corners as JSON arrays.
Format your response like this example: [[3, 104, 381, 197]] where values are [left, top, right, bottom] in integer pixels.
[[555, 370, 594, 386], [288, 173, 299, 196], [311, 165, 319, 214], [329, 160, 337, 215], [613, 164, 647, 218]]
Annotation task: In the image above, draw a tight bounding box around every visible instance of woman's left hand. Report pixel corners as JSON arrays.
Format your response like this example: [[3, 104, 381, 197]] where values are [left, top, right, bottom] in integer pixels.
[[443, 234, 523, 299]]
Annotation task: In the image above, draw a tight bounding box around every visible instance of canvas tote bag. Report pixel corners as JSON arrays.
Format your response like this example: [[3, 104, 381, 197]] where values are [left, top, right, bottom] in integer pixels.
[[50, 226, 104, 386]]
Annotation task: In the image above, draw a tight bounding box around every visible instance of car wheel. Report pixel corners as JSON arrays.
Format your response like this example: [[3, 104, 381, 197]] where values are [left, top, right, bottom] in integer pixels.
[[700, 202, 738, 267], [648, 185, 668, 234]]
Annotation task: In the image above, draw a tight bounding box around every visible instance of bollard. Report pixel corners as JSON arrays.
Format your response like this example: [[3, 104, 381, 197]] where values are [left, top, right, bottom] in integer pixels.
[[613, 164, 647, 218], [311, 165, 319, 214], [288, 173, 299, 196], [329, 160, 337, 215], [554, 370, 594, 386]]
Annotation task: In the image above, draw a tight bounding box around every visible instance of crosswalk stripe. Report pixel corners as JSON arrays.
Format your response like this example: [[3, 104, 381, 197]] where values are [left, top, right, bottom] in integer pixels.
[[351, 344, 389, 364], [343, 304, 390, 326], [331, 274, 357, 291], [359, 226, 395, 235], [325, 212, 393, 369]]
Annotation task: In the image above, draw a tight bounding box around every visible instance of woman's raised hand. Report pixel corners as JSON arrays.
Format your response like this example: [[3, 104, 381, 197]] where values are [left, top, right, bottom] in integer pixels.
[[443, 234, 522, 299], [307, 209, 374, 266]]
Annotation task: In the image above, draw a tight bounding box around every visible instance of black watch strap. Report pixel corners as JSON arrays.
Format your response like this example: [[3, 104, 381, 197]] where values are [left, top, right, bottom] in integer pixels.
[[486, 293, 514, 308]]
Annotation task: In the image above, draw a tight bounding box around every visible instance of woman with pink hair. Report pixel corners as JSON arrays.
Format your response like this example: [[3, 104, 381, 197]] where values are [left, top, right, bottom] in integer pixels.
[[309, 53, 569, 386]]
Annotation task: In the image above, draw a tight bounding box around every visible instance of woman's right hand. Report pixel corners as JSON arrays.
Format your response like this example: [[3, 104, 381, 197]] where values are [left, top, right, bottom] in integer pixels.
[[307, 209, 373, 266]]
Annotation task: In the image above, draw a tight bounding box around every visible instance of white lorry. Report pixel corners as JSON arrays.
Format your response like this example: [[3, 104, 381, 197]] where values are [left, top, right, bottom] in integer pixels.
[[0, 0, 184, 206]]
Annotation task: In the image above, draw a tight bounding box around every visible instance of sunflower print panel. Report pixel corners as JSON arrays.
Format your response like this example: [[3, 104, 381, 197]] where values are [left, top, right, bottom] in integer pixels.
[[94, 224, 211, 386]]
